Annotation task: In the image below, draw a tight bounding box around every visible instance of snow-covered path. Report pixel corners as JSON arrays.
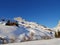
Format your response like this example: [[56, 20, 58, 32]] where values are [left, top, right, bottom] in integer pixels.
[[2, 38, 60, 45]]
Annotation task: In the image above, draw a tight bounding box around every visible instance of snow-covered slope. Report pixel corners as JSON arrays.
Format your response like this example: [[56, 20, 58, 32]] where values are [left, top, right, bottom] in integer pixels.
[[3, 38, 60, 45], [0, 17, 55, 43]]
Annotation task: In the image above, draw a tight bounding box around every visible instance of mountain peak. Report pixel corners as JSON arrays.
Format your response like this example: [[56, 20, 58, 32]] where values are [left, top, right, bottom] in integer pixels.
[[57, 20, 60, 27], [53, 20, 60, 32], [14, 17, 25, 22]]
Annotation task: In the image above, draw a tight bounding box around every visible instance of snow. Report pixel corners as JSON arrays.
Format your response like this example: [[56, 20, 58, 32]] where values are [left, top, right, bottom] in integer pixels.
[[2, 38, 60, 45], [0, 17, 56, 44]]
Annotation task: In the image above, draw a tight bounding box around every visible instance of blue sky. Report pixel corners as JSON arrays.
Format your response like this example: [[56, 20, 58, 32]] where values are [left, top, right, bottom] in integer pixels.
[[0, 0, 60, 28]]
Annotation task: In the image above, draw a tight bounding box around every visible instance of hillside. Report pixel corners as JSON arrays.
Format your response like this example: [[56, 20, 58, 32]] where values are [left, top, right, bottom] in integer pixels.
[[0, 17, 55, 44]]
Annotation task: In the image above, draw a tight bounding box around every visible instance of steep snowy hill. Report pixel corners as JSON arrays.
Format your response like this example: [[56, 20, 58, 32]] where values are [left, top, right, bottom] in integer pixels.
[[0, 17, 54, 43]]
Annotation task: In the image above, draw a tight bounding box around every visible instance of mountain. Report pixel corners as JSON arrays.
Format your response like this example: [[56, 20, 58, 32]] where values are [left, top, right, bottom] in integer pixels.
[[0, 17, 54, 44], [53, 21, 60, 38], [54, 21, 60, 32]]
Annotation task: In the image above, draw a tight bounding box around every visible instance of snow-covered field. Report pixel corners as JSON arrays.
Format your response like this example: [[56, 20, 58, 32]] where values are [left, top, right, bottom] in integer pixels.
[[3, 38, 60, 45]]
